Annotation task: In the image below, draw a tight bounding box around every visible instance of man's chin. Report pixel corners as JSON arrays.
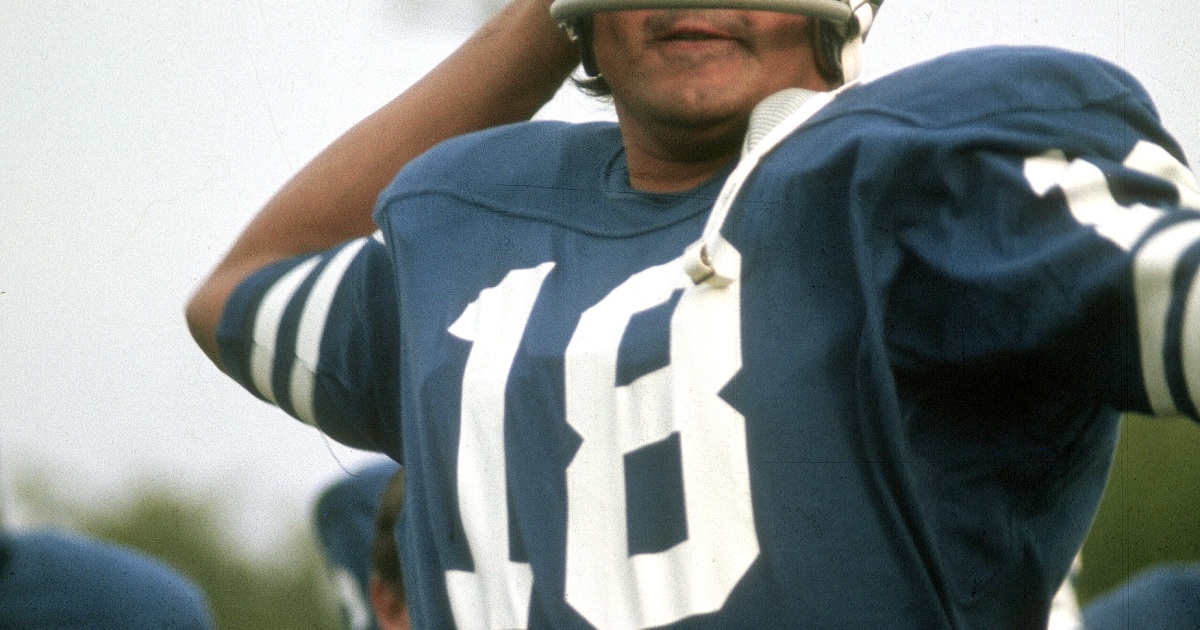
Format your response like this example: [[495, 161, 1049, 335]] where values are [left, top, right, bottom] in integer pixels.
[[644, 88, 756, 128]]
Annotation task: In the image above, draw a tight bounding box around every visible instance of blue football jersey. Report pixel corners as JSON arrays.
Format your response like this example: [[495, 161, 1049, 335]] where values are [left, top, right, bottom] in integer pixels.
[[217, 46, 1200, 629]]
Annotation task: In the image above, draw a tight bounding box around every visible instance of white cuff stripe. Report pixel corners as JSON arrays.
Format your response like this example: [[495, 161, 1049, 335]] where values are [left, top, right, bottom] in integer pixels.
[[1024, 150, 1162, 252], [1125, 141, 1200, 211], [1182, 262, 1200, 415], [250, 256, 321, 405], [1025, 143, 1200, 417], [1134, 221, 1200, 415], [290, 238, 369, 426]]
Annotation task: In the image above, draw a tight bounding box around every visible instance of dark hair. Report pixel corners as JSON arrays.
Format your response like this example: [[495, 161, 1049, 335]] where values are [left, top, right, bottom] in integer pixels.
[[572, 72, 613, 98], [370, 467, 406, 597]]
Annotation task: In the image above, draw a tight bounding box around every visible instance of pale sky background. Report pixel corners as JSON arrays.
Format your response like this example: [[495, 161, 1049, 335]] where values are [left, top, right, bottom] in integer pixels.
[[2, 1, 1198, 553]]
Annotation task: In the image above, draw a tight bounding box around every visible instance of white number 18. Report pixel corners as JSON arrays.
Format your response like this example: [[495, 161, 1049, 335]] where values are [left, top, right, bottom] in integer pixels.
[[446, 247, 759, 629]]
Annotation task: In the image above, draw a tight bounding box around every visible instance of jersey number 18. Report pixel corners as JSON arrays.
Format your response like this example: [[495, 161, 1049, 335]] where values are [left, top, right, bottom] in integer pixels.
[[445, 248, 760, 630]]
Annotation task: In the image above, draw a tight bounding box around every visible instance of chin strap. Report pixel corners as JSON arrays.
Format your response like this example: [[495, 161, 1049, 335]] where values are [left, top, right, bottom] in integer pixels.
[[817, 0, 881, 85], [684, 82, 855, 286]]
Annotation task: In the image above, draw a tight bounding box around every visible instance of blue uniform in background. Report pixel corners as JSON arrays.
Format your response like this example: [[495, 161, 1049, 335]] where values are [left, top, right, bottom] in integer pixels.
[[313, 460, 402, 630], [1084, 564, 1200, 630], [217, 46, 1200, 628], [0, 530, 213, 629]]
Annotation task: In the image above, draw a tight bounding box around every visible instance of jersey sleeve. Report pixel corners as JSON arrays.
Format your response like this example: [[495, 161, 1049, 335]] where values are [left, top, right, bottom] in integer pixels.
[[215, 234, 401, 455], [1026, 143, 1200, 419], [879, 53, 1200, 421]]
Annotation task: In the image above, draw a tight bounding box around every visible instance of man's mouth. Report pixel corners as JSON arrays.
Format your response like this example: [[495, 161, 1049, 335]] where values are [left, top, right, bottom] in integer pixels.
[[657, 25, 733, 42], [646, 11, 747, 45]]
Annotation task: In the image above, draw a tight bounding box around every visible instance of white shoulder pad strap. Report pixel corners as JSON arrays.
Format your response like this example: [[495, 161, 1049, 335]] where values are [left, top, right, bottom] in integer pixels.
[[685, 84, 851, 285]]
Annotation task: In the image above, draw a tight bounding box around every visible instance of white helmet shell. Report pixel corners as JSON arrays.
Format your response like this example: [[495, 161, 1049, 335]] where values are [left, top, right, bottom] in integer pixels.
[[549, 0, 856, 24]]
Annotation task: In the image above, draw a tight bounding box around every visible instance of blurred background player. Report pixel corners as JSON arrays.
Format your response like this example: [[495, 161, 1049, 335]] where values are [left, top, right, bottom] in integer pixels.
[[0, 456, 214, 629], [368, 465, 410, 630], [0, 529, 214, 629], [1082, 563, 1200, 630], [0, 480, 213, 624], [314, 461, 409, 630]]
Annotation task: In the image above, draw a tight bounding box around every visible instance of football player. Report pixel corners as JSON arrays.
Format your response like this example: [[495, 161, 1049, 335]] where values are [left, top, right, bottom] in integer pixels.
[[1083, 563, 1200, 630], [0, 529, 214, 628], [187, 0, 1200, 627], [368, 465, 410, 630], [313, 461, 410, 630]]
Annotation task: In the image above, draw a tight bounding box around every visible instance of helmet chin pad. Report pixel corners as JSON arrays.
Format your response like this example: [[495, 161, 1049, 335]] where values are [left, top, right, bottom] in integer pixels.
[[550, 0, 854, 25]]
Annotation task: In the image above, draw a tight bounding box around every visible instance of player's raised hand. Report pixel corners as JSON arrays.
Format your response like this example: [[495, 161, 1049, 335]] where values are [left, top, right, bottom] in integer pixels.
[[186, 0, 579, 366]]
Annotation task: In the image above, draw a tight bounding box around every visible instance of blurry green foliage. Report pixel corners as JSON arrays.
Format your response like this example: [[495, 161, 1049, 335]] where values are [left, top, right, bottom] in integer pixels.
[[1077, 415, 1200, 604], [11, 478, 340, 630]]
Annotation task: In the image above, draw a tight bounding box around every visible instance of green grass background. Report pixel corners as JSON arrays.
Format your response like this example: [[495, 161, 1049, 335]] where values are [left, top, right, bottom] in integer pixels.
[[1077, 415, 1200, 604]]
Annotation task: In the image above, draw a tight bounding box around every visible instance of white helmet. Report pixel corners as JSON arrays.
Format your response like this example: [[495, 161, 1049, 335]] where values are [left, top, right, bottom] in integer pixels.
[[550, 0, 883, 85]]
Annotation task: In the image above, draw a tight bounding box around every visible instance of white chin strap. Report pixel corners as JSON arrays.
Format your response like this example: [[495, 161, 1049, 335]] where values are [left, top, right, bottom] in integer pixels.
[[830, 0, 877, 84]]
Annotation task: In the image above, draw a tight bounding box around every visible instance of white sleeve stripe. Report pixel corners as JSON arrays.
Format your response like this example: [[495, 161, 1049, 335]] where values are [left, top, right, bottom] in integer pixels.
[[290, 238, 370, 426], [1025, 144, 1200, 417], [1125, 141, 1200, 211], [1134, 221, 1200, 415], [1182, 263, 1200, 416], [250, 256, 322, 405], [1023, 150, 1163, 252]]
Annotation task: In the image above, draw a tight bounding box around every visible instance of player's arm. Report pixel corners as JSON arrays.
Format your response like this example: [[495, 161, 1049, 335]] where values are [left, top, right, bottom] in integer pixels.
[[877, 50, 1200, 423], [186, 0, 578, 367]]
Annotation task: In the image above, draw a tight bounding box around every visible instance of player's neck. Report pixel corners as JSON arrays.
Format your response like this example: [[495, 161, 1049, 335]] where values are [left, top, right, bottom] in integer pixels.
[[617, 113, 745, 193]]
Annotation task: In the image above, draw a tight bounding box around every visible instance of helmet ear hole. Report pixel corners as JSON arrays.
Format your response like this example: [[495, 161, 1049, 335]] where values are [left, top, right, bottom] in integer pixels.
[[812, 20, 844, 85], [572, 18, 602, 77]]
